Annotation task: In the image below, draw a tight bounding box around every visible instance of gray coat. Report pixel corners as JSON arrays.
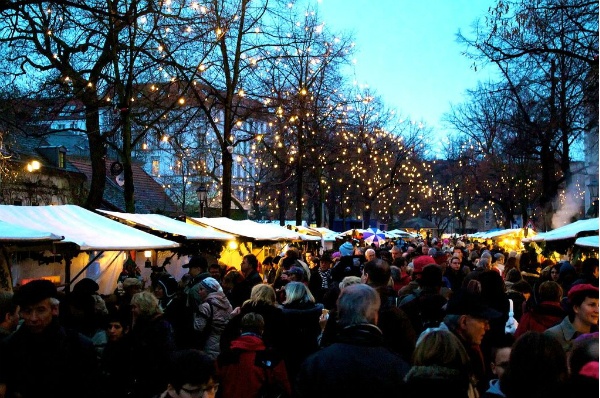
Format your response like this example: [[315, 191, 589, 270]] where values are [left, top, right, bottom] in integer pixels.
[[194, 290, 233, 359]]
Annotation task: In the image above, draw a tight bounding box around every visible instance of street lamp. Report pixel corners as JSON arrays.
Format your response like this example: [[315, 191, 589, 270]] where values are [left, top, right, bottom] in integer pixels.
[[144, 250, 152, 269], [588, 181, 599, 218], [524, 206, 533, 237], [196, 183, 208, 217]]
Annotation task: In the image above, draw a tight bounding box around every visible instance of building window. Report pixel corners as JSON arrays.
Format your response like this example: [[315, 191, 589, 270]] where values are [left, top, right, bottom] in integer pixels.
[[58, 151, 65, 168], [151, 158, 160, 176]]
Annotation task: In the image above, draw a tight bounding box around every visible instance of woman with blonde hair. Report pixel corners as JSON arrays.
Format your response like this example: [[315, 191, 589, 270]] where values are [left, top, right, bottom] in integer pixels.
[[220, 283, 285, 352], [405, 329, 478, 398], [278, 282, 324, 387], [127, 291, 176, 397]]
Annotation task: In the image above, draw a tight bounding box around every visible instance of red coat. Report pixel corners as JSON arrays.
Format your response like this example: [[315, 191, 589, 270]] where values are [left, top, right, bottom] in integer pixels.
[[514, 301, 566, 339], [217, 334, 291, 398]]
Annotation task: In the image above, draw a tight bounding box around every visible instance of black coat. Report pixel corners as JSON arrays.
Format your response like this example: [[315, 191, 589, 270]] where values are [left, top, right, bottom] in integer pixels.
[[0, 319, 99, 398], [295, 324, 410, 398]]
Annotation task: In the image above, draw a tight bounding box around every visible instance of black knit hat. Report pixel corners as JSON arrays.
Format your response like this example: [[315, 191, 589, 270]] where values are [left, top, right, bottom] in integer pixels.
[[157, 274, 179, 298]]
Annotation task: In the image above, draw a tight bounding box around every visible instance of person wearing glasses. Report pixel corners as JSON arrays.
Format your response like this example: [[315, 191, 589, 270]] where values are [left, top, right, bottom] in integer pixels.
[[157, 349, 219, 398]]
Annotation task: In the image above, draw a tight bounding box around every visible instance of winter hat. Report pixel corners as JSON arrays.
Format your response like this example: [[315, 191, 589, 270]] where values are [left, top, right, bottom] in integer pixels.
[[567, 283, 599, 304], [123, 278, 142, 289], [157, 274, 178, 298], [339, 242, 355, 257], [199, 277, 222, 293], [183, 255, 208, 270], [284, 266, 306, 281], [72, 278, 99, 296], [579, 361, 599, 379], [412, 255, 436, 276], [14, 279, 58, 307]]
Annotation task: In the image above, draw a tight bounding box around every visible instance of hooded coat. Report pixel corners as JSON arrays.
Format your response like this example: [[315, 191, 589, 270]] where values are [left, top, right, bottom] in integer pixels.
[[194, 290, 233, 359], [217, 334, 290, 398]]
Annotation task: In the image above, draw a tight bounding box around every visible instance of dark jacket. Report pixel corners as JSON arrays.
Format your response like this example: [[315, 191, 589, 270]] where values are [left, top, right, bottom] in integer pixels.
[[230, 270, 263, 308], [0, 319, 98, 398], [280, 301, 323, 384], [405, 364, 477, 398], [220, 301, 286, 352], [127, 314, 176, 398], [295, 323, 410, 398]]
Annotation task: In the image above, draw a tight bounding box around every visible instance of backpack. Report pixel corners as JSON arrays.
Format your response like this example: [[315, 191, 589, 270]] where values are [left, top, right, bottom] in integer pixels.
[[255, 350, 290, 398]]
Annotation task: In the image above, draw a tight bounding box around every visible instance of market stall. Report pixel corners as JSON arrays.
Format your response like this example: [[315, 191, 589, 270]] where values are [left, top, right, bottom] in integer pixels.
[[0, 205, 179, 294], [522, 218, 599, 261], [189, 217, 304, 266]]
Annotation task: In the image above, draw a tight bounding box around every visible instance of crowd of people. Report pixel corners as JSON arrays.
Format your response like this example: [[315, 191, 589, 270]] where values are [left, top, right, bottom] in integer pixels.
[[0, 237, 598, 398]]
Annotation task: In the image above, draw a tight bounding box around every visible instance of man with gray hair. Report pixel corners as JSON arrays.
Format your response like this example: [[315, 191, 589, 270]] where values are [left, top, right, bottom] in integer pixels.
[[295, 284, 410, 397]]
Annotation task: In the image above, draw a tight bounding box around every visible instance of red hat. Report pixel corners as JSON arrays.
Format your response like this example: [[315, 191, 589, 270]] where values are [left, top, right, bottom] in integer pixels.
[[567, 283, 599, 304], [412, 255, 436, 275]]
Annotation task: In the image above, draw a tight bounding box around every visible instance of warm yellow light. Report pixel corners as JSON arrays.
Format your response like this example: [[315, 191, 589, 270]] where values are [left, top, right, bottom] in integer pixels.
[[228, 241, 238, 250], [144, 250, 152, 259]]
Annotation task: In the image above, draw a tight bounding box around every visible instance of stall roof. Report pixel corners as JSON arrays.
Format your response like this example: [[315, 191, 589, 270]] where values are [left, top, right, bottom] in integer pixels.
[[190, 217, 302, 241], [98, 210, 235, 241], [0, 205, 179, 251], [0, 220, 63, 243], [575, 235, 599, 248], [526, 218, 599, 243]]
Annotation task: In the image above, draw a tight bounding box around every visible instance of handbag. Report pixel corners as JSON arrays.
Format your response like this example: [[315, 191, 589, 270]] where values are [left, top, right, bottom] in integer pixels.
[[505, 298, 519, 334]]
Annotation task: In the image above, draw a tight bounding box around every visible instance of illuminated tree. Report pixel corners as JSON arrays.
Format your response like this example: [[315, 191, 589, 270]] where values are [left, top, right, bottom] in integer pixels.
[[255, 3, 355, 225], [459, 0, 598, 226]]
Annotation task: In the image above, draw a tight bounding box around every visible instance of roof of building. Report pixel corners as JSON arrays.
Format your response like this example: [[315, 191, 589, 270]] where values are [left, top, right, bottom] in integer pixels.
[[69, 158, 177, 214]]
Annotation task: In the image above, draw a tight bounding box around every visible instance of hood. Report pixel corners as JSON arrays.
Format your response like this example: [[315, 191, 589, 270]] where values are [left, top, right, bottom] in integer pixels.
[[206, 291, 233, 312], [230, 334, 266, 351]]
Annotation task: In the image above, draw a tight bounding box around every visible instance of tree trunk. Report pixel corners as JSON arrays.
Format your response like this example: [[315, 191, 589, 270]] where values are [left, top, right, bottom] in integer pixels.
[[84, 103, 106, 210], [122, 112, 135, 213], [221, 145, 233, 218]]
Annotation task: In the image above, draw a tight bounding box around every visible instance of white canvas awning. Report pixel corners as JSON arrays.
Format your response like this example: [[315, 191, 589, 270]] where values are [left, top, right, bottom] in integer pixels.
[[476, 228, 525, 239], [0, 220, 63, 243], [0, 205, 179, 251], [98, 210, 235, 241], [525, 218, 599, 243], [191, 217, 302, 241], [575, 235, 599, 248]]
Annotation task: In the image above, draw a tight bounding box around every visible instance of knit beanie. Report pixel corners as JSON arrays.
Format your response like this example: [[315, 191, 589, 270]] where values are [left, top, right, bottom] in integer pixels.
[[199, 277, 222, 294]]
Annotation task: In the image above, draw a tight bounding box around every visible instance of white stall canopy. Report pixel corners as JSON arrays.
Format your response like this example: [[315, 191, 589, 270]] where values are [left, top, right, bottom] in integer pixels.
[[524, 218, 599, 243], [0, 220, 63, 243], [0, 205, 179, 251], [98, 210, 236, 241], [191, 217, 302, 241]]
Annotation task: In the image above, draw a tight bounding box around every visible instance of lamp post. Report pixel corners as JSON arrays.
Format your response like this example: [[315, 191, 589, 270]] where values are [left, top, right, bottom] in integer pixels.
[[196, 183, 208, 217], [524, 206, 533, 237], [144, 250, 152, 269], [588, 181, 599, 218]]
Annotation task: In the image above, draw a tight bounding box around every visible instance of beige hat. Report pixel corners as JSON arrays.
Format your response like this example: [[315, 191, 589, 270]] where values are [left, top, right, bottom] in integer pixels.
[[123, 278, 142, 289]]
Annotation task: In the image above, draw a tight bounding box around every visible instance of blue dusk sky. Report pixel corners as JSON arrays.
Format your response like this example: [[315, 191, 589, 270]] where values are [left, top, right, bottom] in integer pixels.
[[315, 0, 498, 133]]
